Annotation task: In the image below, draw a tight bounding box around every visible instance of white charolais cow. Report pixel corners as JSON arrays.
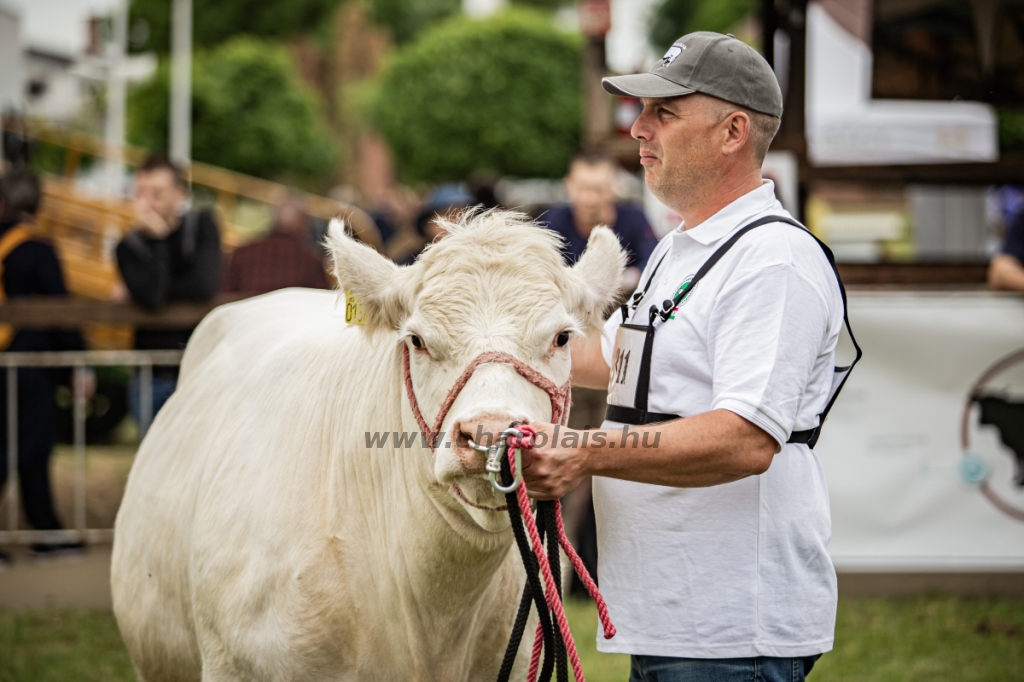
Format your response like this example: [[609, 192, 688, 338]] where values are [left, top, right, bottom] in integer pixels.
[[111, 210, 626, 681]]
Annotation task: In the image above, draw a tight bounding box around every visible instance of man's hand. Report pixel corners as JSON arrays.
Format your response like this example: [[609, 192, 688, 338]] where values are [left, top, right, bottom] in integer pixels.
[[519, 410, 778, 499], [133, 199, 173, 239], [110, 280, 129, 303], [988, 254, 1024, 292], [520, 423, 590, 500]]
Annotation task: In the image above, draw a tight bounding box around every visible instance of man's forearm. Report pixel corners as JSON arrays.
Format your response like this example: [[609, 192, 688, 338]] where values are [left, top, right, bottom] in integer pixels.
[[584, 410, 776, 487], [522, 409, 778, 498]]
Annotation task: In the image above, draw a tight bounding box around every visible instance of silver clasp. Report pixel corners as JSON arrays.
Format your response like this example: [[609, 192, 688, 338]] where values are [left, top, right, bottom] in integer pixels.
[[468, 427, 524, 494]]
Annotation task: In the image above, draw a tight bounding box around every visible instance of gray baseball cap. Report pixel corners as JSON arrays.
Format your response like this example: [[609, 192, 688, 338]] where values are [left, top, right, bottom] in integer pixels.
[[602, 32, 783, 118]]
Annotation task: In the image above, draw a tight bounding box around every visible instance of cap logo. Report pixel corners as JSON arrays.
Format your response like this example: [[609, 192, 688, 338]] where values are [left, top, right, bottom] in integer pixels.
[[660, 44, 684, 67]]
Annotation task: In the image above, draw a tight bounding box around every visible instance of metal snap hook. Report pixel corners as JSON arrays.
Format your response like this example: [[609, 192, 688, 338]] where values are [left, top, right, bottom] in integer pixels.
[[468, 427, 524, 494]]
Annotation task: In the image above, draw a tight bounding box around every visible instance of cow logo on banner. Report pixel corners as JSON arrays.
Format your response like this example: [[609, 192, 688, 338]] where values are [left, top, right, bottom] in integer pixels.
[[961, 347, 1024, 523]]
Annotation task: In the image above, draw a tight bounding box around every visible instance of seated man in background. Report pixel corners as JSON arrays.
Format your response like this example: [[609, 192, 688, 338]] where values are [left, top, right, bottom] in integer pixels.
[[541, 151, 657, 292], [0, 169, 87, 562], [989, 203, 1024, 291], [222, 195, 331, 294], [115, 155, 221, 417]]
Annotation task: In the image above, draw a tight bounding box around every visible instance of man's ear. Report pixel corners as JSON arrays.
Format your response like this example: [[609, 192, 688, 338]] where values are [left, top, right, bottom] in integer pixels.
[[567, 226, 627, 331], [325, 219, 412, 331]]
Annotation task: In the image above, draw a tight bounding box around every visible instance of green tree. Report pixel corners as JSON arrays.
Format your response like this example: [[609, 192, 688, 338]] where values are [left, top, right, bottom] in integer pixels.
[[368, 0, 571, 45], [129, 0, 345, 53], [648, 0, 756, 51], [371, 9, 582, 183], [128, 37, 336, 186], [367, 0, 461, 45]]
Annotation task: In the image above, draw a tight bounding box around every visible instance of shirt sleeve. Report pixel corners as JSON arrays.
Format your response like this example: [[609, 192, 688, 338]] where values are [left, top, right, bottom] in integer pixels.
[[116, 232, 172, 310], [1002, 211, 1024, 263], [168, 211, 222, 301], [707, 262, 833, 450]]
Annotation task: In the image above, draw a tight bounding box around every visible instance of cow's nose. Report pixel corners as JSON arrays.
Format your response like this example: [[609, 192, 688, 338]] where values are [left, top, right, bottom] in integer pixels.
[[452, 415, 524, 476]]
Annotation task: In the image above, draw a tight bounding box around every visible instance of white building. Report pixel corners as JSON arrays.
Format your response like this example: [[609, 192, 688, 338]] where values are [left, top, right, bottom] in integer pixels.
[[0, 2, 23, 113]]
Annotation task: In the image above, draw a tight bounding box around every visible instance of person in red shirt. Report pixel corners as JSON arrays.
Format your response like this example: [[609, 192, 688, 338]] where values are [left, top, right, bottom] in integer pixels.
[[222, 197, 331, 295]]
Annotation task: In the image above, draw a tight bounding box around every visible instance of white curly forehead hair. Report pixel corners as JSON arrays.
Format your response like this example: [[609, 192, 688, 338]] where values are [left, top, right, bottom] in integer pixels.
[[327, 207, 627, 341]]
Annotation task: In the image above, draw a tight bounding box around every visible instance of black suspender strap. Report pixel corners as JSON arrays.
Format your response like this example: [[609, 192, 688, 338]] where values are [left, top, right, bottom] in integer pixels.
[[609, 215, 862, 449], [656, 216, 804, 321], [795, 225, 863, 448], [621, 252, 668, 322]]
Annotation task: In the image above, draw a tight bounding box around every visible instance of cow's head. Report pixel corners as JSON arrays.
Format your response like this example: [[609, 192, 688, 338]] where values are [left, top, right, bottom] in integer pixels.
[[328, 210, 625, 533]]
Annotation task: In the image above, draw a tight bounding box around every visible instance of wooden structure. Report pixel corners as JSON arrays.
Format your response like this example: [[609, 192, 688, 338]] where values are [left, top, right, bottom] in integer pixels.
[[2, 120, 379, 348]]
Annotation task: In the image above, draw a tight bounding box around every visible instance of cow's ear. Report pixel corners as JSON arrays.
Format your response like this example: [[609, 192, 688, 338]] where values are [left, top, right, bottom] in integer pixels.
[[326, 219, 412, 331], [568, 225, 627, 331]]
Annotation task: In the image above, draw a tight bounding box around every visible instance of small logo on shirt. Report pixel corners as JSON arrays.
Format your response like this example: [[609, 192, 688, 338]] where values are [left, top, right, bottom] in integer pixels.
[[667, 274, 695, 319]]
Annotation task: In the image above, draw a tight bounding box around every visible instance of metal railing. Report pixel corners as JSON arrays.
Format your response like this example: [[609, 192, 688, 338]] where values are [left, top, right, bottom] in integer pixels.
[[1, 350, 183, 545]]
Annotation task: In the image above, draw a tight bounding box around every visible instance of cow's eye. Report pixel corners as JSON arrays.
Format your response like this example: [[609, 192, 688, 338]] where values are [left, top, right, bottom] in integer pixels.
[[410, 335, 424, 349], [556, 331, 570, 347]]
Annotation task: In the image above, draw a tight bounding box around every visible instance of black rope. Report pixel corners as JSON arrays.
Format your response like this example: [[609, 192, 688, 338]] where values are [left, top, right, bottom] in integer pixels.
[[534, 509, 556, 682], [542, 500, 568, 682], [495, 446, 556, 682], [496, 583, 533, 682]]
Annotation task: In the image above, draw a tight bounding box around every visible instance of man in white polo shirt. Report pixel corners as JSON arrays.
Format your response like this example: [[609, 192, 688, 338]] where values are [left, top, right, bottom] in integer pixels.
[[520, 32, 859, 681]]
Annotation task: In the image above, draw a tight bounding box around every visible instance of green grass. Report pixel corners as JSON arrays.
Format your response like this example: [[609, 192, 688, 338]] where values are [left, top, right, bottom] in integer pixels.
[[815, 596, 1024, 681], [565, 597, 633, 681], [0, 610, 135, 682], [2, 597, 1022, 681]]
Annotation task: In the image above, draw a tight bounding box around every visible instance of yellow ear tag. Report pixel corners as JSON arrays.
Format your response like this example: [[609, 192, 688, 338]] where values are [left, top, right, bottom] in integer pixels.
[[345, 290, 366, 325]]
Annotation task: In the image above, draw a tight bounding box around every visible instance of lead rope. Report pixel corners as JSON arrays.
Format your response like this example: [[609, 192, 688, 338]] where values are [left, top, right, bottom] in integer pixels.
[[496, 425, 616, 682], [399, 345, 614, 681]]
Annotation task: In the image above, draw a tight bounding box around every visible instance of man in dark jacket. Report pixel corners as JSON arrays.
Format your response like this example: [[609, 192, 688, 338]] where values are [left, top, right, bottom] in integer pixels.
[[540, 151, 657, 291], [0, 169, 86, 562], [115, 155, 221, 416]]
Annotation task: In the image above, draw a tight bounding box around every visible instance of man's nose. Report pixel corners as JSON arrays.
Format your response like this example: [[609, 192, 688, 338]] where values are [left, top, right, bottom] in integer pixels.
[[631, 109, 652, 141]]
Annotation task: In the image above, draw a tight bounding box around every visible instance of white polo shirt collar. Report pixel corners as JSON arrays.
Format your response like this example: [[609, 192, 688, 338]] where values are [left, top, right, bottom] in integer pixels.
[[673, 180, 781, 245]]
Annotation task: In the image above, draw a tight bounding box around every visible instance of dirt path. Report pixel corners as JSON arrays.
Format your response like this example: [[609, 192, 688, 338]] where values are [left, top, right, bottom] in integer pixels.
[[0, 447, 131, 608]]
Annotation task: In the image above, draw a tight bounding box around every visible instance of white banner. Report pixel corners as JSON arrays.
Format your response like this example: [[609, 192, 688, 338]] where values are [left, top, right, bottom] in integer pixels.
[[818, 292, 1024, 571]]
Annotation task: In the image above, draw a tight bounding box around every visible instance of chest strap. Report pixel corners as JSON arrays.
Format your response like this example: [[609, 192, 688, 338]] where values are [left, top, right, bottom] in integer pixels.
[[609, 215, 861, 449]]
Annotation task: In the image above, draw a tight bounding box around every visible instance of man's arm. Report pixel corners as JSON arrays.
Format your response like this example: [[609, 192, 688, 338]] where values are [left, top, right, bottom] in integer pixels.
[[988, 254, 1024, 291], [521, 411, 776, 499], [116, 234, 172, 310], [169, 212, 222, 301], [570, 331, 610, 389]]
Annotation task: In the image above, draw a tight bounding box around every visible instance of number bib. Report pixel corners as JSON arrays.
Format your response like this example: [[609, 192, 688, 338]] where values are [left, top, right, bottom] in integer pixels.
[[607, 323, 650, 411]]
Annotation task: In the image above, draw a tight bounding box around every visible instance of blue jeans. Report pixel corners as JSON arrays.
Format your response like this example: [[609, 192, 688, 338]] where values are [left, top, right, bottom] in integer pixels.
[[629, 655, 821, 682]]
